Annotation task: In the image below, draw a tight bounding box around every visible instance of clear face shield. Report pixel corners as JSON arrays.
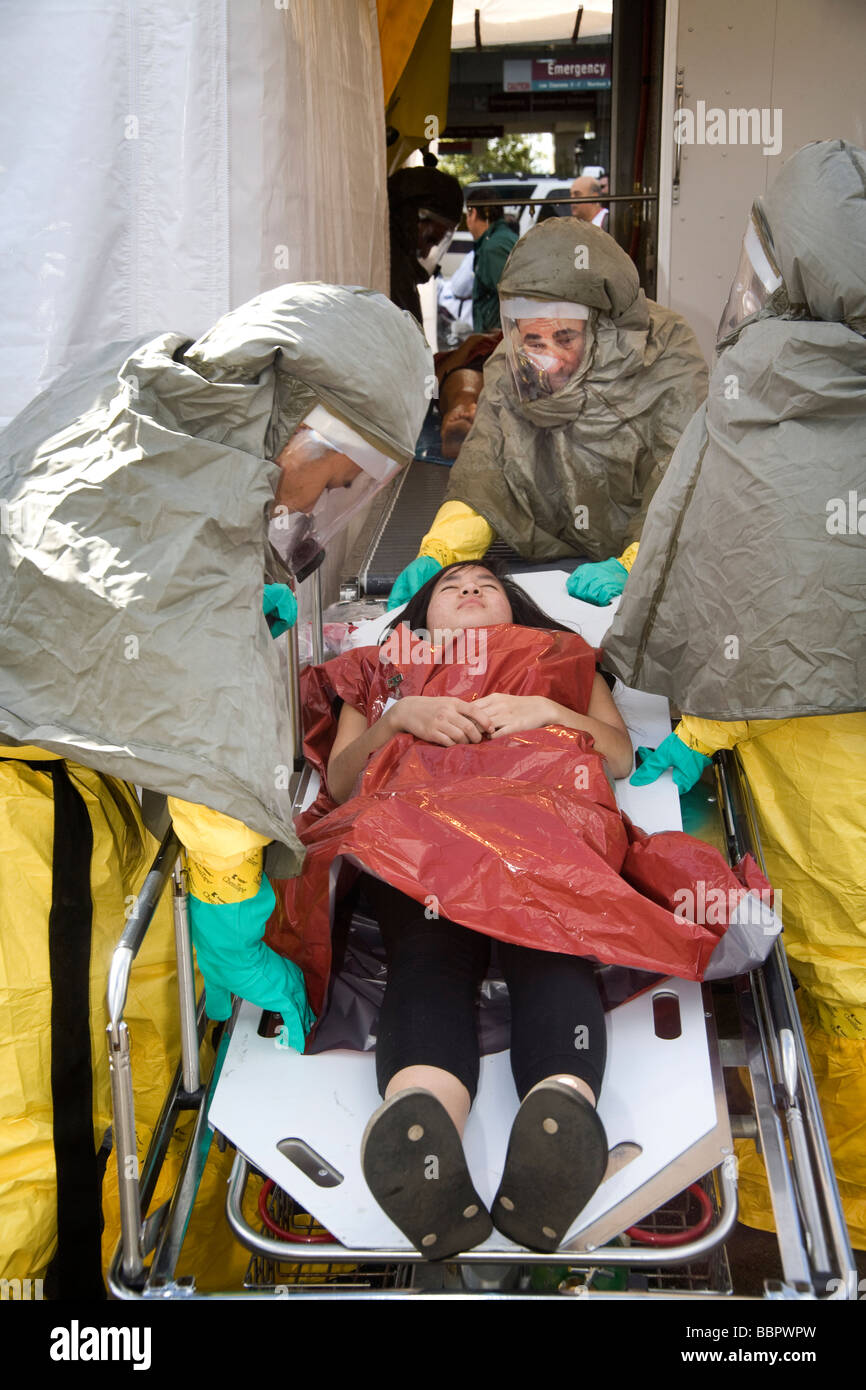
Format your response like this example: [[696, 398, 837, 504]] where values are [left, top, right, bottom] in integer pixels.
[[717, 203, 784, 344], [268, 405, 400, 582], [501, 297, 591, 403], [416, 208, 456, 276]]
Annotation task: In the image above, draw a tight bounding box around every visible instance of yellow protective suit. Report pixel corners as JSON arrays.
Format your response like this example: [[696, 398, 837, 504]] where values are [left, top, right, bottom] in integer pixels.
[[678, 714, 866, 1247], [419, 500, 638, 573], [0, 752, 268, 1289], [0, 750, 179, 1283]]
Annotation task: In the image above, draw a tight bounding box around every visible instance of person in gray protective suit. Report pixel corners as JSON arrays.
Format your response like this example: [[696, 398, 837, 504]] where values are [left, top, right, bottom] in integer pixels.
[[387, 216, 708, 610], [0, 283, 431, 1292], [602, 139, 866, 1247]]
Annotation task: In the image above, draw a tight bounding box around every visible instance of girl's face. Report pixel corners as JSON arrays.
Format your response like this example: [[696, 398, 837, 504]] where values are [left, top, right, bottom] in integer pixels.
[[425, 565, 513, 631]]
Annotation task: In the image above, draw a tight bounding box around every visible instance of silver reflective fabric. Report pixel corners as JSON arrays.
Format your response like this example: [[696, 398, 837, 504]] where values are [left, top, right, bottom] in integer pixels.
[[0, 284, 431, 852], [604, 142, 866, 718]]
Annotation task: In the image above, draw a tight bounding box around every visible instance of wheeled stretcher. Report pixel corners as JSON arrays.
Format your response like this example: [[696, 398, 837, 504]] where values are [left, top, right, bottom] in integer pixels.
[[106, 568, 856, 1300]]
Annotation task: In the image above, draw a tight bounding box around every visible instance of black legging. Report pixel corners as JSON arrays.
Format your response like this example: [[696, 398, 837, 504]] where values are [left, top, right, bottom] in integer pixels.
[[363, 876, 606, 1104]]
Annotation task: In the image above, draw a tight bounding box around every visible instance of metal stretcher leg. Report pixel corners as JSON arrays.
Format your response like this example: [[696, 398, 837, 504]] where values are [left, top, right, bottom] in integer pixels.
[[714, 750, 855, 1297], [103, 724, 856, 1299]]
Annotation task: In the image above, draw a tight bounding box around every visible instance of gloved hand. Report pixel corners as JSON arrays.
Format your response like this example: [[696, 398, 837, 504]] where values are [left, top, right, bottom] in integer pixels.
[[630, 732, 711, 794], [188, 878, 315, 1047], [262, 583, 297, 636], [567, 557, 629, 606], [386, 555, 443, 611]]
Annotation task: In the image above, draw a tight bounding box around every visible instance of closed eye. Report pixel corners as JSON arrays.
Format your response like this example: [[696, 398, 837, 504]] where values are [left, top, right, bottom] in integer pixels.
[[437, 576, 501, 593]]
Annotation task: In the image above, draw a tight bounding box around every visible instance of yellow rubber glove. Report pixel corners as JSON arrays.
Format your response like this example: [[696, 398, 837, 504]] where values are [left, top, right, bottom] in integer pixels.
[[167, 798, 313, 1037], [617, 542, 640, 573], [167, 798, 270, 902], [676, 717, 749, 759], [418, 500, 495, 568]]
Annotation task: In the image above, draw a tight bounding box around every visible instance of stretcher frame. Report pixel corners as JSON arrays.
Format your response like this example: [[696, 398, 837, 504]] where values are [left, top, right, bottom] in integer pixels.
[[105, 606, 856, 1301]]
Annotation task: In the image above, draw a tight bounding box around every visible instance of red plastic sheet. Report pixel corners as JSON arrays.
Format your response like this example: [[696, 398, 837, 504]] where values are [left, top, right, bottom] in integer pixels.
[[266, 626, 769, 1017]]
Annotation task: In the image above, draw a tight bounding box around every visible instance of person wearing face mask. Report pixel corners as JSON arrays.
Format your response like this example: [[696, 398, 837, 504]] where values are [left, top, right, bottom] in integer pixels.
[[268, 404, 404, 583], [387, 218, 707, 610], [0, 282, 431, 1292], [387, 165, 464, 321]]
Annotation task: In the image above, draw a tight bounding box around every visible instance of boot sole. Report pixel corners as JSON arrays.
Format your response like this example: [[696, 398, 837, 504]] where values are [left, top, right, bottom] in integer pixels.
[[492, 1082, 608, 1252], [361, 1089, 493, 1259]]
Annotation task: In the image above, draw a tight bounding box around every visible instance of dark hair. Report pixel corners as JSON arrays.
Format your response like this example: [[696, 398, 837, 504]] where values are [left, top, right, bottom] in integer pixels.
[[468, 203, 504, 225], [382, 558, 578, 641]]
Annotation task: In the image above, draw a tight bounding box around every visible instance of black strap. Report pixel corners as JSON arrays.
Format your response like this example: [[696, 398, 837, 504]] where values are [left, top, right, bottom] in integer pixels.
[[40, 761, 105, 1300]]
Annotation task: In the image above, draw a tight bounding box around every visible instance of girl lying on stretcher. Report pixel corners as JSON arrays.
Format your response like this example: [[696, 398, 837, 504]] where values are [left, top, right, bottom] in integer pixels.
[[267, 561, 779, 1258]]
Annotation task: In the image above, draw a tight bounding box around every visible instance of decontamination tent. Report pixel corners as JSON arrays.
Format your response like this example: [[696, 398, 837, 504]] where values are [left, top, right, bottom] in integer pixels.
[[0, 0, 449, 1290]]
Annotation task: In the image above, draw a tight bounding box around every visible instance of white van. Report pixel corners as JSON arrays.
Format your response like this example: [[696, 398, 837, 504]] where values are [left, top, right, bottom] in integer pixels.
[[440, 175, 574, 276], [463, 175, 577, 232]]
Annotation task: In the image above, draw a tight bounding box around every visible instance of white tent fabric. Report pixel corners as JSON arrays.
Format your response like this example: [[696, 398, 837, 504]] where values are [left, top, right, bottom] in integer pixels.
[[451, 0, 612, 48], [0, 0, 388, 425]]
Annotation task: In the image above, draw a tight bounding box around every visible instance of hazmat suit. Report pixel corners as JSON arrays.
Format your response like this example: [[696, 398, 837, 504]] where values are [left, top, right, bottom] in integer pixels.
[[388, 164, 464, 321], [388, 218, 707, 608], [603, 140, 866, 1245], [0, 283, 431, 1290]]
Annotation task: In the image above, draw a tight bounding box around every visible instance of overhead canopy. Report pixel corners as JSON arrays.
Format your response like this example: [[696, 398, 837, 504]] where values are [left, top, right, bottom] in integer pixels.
[[451, 0, 612, 47]]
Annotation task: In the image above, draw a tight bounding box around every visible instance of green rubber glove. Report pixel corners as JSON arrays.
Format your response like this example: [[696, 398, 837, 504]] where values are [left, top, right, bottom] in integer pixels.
[[630, 733, 712, 794], [188, 878, 315, 1047], [386, 555, 443, 611], [566, 557, 629, 606], [262, 583, 297, 636]]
